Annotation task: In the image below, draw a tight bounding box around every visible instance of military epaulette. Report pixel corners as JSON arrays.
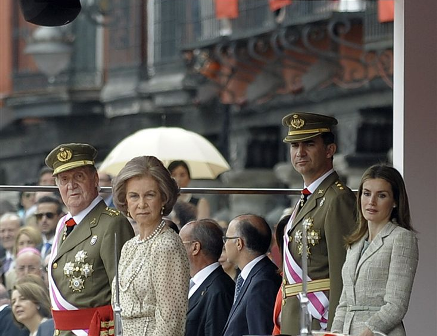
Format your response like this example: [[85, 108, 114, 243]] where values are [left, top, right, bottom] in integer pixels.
[[104, 207, 121, 216], [334, 181, 345, 190]]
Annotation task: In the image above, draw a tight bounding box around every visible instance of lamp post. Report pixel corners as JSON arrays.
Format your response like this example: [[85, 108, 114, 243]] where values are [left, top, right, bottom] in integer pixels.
[[24, 26, 73, 84]]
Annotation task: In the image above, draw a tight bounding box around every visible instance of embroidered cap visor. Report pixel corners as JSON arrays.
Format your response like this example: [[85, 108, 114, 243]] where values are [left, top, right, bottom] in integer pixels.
[[45, 143, 98, 175], [282, 112, 338, 143]]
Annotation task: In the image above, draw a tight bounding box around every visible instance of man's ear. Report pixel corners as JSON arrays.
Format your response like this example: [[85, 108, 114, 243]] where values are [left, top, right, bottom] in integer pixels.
[[192, 241, 201, 256], [236, 237, 244, 251], [326, 143, 337, 159]]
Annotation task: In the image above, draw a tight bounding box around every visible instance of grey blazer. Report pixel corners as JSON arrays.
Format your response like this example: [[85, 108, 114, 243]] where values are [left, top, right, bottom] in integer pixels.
[[331, 222, 418, 336]]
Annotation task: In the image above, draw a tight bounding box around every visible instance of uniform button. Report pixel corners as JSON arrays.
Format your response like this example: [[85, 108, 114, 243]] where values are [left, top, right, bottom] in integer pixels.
[[282, 279, 287, 285], [55, 330, 60, 335], [53, 263, 58, 269]]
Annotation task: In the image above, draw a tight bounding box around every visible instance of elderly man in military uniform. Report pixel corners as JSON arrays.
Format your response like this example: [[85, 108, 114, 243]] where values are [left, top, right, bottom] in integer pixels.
[[280, 112, 357, 335], [45, 143, 134, 336]]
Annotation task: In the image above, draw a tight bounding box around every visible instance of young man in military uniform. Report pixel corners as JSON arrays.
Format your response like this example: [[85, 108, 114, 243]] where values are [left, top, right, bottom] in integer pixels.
[[45, 143, 134, 336], [280, 112, 357, 335]]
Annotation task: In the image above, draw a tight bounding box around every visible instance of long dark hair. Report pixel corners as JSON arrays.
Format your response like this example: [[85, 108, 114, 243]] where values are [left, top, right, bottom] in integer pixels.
[[346, 164, 414, 246]]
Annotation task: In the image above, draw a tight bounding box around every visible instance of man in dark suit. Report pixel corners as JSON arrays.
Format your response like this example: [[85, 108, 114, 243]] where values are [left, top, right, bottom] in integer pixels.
[[35, 195, 64, 260], [45, 143, 135, 336], [222, 214, 281, 336], [280, 112, 357, 335], [179, 218, 234, 336]]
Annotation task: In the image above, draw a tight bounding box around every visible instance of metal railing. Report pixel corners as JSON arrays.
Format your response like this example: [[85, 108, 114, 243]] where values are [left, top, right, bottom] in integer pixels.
[[0, 185, 301, 196]]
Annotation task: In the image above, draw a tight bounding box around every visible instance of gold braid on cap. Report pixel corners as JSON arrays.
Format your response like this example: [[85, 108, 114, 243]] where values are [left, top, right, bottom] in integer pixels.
[[288, 127, 331, 136]]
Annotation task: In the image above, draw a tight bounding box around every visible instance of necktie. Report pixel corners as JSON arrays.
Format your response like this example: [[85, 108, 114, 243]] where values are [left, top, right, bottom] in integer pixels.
[[299, 188, 311, 209], [65, 218, 77, 237], [234, 274, 244, 303], [2, 257, 12, 273], [43, 242, 52, 257]]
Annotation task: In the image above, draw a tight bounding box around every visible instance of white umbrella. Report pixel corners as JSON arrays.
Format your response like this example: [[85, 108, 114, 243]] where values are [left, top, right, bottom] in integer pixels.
[[99, 127, 231, 179]]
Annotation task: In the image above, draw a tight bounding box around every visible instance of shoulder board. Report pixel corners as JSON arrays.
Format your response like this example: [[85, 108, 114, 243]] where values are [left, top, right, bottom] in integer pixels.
[[104, 207, 121, 216], [334, 181, 345, 190]]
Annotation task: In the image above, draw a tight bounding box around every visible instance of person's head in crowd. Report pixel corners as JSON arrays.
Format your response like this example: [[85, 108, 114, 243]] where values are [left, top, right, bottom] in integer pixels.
[[38, 167, 55, 186], [11, 275, 51, 333], [35, 196, 64, 240], [179, 218, 224, 277], [13, 226, 43, 256], [98, 171, 113, 198], [41, 255, 50, 289], [218, 244, 240, 282], [347, 164, 414, 245], [0, 213, 21, 253], [274, 214, 292, 257], [172, 200, 197, 229], [45, 143, 99, 216], [163, 218, 180, 234], [0, 199, 16, 217], [168, 160, 192, 188], [15, 248, 43, 280], [112, 156, 179, 236], [224, 214, 272, 270], [18, 190, 36, 214]]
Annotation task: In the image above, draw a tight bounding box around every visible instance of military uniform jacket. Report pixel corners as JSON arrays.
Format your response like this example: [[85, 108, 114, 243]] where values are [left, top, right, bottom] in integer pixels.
[[49, 200, 134, 336], [281, 172, 356, 335], [331, 223, 418, 336]]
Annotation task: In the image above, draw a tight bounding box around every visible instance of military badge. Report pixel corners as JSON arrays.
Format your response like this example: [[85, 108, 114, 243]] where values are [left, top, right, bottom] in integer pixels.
[[295, 218, 321, 256], [63, 250, 94, 292], [56, 147, 73, 162], [90, 235, 98, 245]]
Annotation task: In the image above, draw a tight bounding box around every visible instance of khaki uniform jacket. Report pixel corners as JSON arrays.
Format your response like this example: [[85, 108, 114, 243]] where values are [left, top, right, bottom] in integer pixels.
[[281, 172, 356, 335], [331, 223, 419, 336], [50, 200, 135, 336]]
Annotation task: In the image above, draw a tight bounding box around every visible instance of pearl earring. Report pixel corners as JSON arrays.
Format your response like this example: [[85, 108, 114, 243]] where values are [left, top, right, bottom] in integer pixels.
[[161, 206, 164, 215]]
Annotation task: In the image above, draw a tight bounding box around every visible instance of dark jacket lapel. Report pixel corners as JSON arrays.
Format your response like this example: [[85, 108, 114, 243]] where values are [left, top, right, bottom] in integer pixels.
[[187, 266, 223, 313]]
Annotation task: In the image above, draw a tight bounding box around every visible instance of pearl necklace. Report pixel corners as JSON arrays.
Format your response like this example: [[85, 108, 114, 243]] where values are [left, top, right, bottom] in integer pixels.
[[119, 220, 166, 292], [137, 220, 166, 244]]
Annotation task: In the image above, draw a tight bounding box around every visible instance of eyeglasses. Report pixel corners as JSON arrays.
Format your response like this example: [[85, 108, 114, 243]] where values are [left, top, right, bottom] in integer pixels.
[[182, 240, 197, 245], [222, 236, 240, 244], [35, 212, 56, 220], [16, 265, 39, 273]]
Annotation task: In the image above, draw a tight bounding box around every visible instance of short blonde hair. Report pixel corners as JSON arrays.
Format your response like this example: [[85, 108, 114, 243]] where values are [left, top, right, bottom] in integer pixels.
[[14, 226, 43, 256]]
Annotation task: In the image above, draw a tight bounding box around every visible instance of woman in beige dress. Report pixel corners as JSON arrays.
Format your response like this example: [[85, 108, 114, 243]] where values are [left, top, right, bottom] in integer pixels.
[[332, 165, 419, 336], [112, 156, 190, 336]]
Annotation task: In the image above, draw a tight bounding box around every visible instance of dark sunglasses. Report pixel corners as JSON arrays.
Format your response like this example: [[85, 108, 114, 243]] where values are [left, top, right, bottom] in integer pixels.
[[35, 212, 56, 220]]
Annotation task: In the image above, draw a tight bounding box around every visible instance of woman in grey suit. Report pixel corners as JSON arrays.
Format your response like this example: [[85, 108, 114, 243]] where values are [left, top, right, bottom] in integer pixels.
[[332, 165, 419, 336]]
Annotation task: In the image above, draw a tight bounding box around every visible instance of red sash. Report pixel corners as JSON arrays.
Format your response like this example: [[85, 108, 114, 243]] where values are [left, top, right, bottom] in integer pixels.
[[52, 305, 114, 336]]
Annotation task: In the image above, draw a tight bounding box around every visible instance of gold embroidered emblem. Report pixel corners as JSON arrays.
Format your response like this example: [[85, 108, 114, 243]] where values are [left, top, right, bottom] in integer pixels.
[[63, 250, 94, 292], [105, 207, 120, 216], [57, 147, 72, 162], [294, 218, 321, 256], [290, 114, 305, 129]]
